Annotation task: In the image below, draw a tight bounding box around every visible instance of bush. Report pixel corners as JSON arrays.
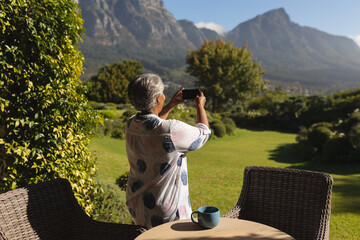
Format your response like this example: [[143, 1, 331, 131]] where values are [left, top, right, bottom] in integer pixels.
[[307, 126, 333, 149], [211, 120, 227, 138], [92, 181, 131, 224], [348, 123, 360, 149], [0, 0, 98, 215], [89, 101, 106, 110], [348, 148, 360, 163], [340, 112, 360, 133], [311, 122, 334, 129], [104, 103, 117, 110], [322, 137, 351, 163], [295, 111, 360, 164], [222, 117, 236, 135], [100, 110, 116, 119], [101, 119, 126, 138], [116, 171, 129, 191], [111, 128, 125, 139], [123, 109, 138, 119]]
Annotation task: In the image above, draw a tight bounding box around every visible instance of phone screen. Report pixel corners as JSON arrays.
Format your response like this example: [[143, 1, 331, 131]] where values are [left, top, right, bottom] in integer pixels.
[[182, 89, 200, 100]]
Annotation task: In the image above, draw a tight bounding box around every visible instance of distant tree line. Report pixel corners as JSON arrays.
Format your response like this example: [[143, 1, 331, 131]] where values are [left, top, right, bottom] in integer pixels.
[[232, 88, 360, 132]]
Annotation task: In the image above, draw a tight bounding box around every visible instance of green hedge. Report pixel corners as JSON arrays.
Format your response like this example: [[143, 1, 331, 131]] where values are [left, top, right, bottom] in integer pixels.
[[0, 0, 98, 215]]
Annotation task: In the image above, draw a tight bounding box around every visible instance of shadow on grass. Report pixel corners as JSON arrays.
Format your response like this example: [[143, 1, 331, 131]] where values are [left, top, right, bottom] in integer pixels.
[[241, 126, 297, 134], [329, 176, 360, 214], [269, 143, 360, 175], [269, 142, 360, 214], [268, 143, 303, 164]]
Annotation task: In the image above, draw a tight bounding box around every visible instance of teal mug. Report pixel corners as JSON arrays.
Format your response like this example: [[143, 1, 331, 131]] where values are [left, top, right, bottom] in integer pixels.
[[191, 206, 220, 229]]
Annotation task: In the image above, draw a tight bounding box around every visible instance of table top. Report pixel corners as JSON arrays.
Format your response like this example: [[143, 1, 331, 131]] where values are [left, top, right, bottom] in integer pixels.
[[136, 217, 295, 240]]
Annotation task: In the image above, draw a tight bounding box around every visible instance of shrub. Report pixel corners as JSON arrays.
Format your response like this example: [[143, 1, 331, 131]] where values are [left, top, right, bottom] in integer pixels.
[[92, 181, 131, 224], [348, 148, 360, 163], [116, 171, 129, 191], [307, 126, 333, 149], [100, 110, 116, 119], [322, 137, 351, 163], [311, 122, 334, 129], [104, 102, 117, 110], [348, 123, 360, 149], [211, 120, 227, 138], [222, 117, 236, 135], [111, 128, 125, 139], [339, 112, 360, 133], [0, 0, 98, 215], [122, 109, 138, 119], [89, 101, 106, 110]]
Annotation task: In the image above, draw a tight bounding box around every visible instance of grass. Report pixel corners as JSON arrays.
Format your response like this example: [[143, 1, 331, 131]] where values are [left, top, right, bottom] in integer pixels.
[[90, 137, 129, 184], [89, 128, 360, 239]]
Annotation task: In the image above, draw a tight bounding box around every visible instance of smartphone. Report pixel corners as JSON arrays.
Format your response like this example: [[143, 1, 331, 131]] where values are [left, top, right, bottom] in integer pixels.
[[182, 89, 200, 100]]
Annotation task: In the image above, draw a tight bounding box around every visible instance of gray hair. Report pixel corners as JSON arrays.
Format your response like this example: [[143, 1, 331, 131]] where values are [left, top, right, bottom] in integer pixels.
[[128, 73, 164, 112]]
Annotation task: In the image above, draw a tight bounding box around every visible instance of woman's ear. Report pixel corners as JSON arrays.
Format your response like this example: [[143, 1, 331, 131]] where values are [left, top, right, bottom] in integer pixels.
[[156, 95, 161, 104]]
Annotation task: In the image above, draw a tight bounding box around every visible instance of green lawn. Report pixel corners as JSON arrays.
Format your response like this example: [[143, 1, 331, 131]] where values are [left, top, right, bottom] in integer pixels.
[[89, 128, 360, 239]]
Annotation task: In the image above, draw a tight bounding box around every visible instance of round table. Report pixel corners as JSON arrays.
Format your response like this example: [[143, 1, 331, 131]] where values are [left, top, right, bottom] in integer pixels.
[[136, 217, 295, 240]]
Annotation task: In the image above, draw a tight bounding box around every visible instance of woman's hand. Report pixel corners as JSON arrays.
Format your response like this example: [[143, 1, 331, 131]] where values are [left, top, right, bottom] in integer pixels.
[[194, 91, 206, 108], [158, 88, 185, 119], [168, 88, 186, 107]]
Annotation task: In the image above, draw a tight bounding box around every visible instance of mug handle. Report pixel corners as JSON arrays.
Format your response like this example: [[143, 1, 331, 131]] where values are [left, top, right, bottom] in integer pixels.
[[191, 211, 199, 224]]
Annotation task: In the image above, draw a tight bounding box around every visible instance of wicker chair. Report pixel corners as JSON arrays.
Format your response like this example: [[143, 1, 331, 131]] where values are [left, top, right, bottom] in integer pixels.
[[224, 166, 333, 240], [0, 178, 146, 240]]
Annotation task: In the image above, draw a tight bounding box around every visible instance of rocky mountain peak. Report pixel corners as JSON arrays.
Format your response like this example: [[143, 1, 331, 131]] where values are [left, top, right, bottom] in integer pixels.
[[258, 8, 290, 23]]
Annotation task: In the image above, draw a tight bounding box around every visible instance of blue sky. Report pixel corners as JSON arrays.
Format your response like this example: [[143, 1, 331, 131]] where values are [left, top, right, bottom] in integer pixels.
[[162, 0, 360, 46]]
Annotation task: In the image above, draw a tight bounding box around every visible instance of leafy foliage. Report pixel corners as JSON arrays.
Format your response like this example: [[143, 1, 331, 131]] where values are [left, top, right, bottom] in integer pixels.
[[115, 171, 129, 192], [0, 0, 98, 214], [296, 111, 360, 163], [210, 119, 227, 138], [186, 39, 266, 112], [87, 60, 143, 103], [92, 181, 131, 223], [233, 88, 360, 132]]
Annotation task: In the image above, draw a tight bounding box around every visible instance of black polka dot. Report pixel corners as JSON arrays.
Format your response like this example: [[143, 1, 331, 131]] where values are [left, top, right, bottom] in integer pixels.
[[142, 191, 156, 209], [162, 136, 175, 153], [131, 180, 143, 193], [160, 162, 171, 175], [137, 159, 147, 173], [151, 215, 164, 228]]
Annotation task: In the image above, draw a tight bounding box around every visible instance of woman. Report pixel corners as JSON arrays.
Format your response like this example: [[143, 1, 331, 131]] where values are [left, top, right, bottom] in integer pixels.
[[125, 73, 211, 229]]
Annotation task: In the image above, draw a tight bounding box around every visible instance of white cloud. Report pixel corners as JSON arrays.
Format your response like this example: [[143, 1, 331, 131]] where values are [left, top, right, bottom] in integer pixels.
[[195, 22, 226, 35], [349, 35, 360, 47]]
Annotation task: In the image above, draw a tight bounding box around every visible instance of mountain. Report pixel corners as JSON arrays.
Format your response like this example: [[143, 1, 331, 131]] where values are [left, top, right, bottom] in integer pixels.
[[226, 8, 360, 92], [78, 0, 360, 94], [78, 0, 216, 85]]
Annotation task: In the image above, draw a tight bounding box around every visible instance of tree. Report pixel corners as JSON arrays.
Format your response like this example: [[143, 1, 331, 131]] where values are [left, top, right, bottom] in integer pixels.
[[186, 39, 266, 112], [87, 60, 143, 103], [0, 0, 98, 214]]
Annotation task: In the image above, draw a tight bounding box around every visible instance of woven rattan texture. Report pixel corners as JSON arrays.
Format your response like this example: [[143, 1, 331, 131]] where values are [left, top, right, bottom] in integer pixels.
[[0, 178, 146, 240], [224, 166, 333, 240]]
